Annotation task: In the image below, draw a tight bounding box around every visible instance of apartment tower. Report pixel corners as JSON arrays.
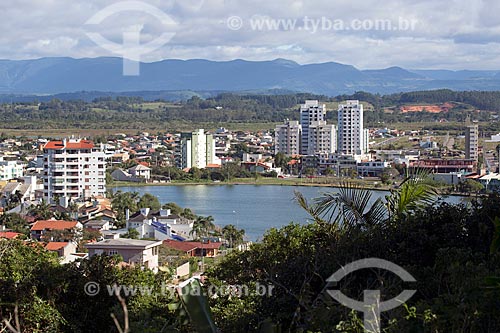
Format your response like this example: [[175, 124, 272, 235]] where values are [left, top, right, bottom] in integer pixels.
[[43, 138, 107, 203], [465, 124, 479, 161], [337, 100, 368, 155], [275, 119, 302, 155], [300, 100, 326, 155], [179, 129, 218, 169]]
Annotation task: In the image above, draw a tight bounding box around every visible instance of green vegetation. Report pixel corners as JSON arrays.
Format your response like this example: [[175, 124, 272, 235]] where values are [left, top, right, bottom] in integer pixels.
[[1, 90, 500, 133], [208, 180, 500, 332], [1, 177, 500, 332]]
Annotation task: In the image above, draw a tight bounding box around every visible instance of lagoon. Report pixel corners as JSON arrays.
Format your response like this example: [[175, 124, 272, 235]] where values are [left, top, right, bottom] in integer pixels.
[[114, 185, 463, 241]]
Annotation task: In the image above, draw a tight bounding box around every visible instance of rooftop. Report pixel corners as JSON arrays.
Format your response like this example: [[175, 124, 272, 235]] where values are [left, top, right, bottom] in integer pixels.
[[45, 242, 70, 251], [85, 238, 162, 249], [31, 220, 79, 231], [0, 231, 21, 239], [44, 139, 94, 150], [164, 239, 223, 251], [129, 164, 151, 171]]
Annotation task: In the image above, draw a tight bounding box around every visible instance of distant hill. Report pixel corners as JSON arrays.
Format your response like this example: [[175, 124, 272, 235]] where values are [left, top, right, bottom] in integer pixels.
[[1, 57, 500, 96]]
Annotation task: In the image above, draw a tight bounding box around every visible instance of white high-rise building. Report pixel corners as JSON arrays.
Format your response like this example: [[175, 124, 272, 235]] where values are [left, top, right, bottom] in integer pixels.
[[307, 121, 336, 155], [465, 125, 479, 161], [43, 138, 107, 203], [337, 100, 368, 155], [179, 129, 220, 169], [275, 120, 302, 156], [300, 100, 326, 155]]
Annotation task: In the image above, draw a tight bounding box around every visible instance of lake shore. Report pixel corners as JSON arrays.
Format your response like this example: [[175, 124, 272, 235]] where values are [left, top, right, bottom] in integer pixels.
[[109, 177, 478, 198], [109, 177, 393, 192]]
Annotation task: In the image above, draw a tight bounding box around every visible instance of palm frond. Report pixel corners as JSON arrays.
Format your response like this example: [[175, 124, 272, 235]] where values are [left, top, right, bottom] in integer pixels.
[[313, 182, 387, 228], [387, 168, 437, 219]]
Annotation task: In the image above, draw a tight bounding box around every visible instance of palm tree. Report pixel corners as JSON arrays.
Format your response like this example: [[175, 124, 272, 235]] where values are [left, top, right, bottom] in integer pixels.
[[190, 215, 215, 240], [29, 200, 52, 220], [222, 224, 245, 248], [385, 169, 437, 220], [296, 169, 437, 230], [189, 219, 204, 240]]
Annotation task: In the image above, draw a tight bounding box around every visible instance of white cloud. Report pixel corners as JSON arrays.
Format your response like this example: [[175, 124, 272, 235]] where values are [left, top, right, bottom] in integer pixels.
[[0, 0, 499, 69]]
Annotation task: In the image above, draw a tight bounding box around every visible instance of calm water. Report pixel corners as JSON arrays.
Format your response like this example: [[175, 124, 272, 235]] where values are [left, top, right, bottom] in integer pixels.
[[114, 185, 463, 241]]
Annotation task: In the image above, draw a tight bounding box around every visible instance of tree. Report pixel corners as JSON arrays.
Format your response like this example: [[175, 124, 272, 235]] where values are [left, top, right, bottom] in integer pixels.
[[162, 202, 182, 215], [121, 228, 140, 239], [111, 191, 139, 228], [208, 191, 500, 332], [274, 152, 290, 170], [29, 200, 53, 220], [222, 224, 245, 248], [190, 216, 215, 240], [222, 162, 241, 181], [0, 213, 29, 235], [458, 179, 484, 193], [137, 193, 161, 211]]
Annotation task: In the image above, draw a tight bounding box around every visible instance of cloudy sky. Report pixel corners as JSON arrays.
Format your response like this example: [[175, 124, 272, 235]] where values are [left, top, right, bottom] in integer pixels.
[[1, 0, 500, 69]]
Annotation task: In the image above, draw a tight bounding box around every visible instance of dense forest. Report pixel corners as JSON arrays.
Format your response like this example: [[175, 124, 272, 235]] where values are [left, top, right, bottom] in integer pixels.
[[0, 90, 499, 130]]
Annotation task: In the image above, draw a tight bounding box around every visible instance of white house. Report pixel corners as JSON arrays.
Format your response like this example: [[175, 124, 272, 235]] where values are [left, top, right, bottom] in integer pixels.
[[85, 239, 163, 272], [128, 164, 151, 180]]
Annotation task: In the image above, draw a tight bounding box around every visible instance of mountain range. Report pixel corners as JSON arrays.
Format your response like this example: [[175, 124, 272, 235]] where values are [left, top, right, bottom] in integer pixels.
[[1, 57, 500, 97]]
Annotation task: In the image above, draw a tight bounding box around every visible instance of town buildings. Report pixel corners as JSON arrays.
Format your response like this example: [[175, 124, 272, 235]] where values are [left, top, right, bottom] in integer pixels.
[[43, 138, 106, 203]]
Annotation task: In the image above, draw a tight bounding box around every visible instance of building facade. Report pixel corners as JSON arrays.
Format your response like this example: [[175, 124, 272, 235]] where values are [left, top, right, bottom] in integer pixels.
[[300, 100, 326, 155], [179, 129, 219, 169], [85, 239, 163, 272], [275, 119, 301, 155], [0, 158, 25, 181], [465, 125, 479, 161], [307, 121, 336, 155], [337, 100, 368, 155], [43, 138, 106, 203]]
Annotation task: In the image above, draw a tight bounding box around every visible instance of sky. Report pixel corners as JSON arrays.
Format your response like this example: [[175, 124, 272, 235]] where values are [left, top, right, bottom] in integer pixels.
[[1, 0, 500, 70]]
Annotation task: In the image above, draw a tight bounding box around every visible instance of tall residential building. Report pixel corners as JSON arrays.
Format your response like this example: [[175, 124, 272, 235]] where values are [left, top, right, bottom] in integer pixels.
[[465, 124, 479, 161], [337, 100, 368, 155], [179, 129, 219, 169], [300, 100, 326, 155], [307, 121, 336, 155], [43, 138, 107, 203], [275, 120, 302, 155]]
